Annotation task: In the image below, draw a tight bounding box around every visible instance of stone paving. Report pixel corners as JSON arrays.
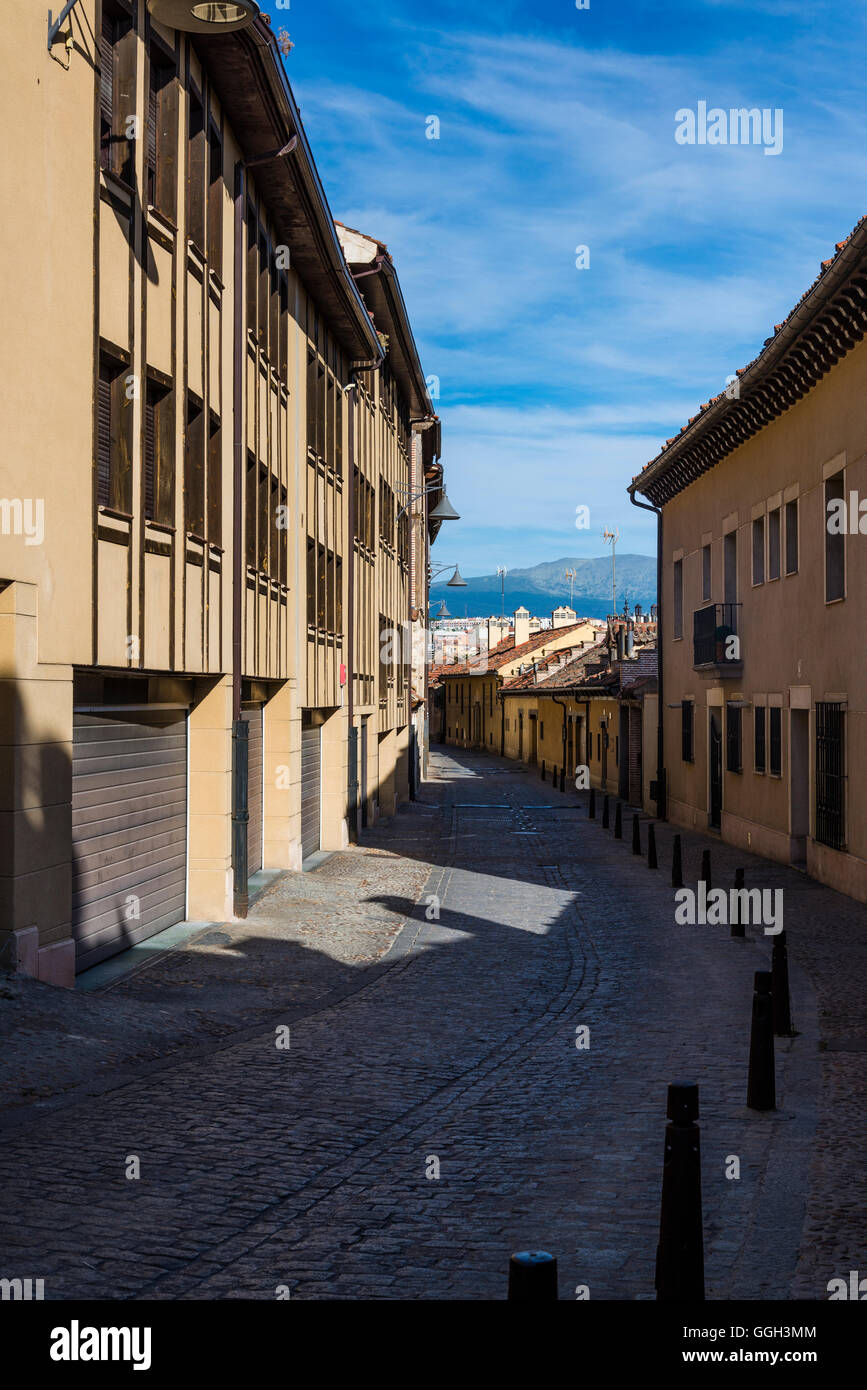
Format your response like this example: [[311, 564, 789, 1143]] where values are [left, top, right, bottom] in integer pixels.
[[0, 745, 864, 1300]]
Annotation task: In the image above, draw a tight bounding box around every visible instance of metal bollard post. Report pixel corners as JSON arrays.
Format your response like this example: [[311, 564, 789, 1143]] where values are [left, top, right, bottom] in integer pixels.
[[559, 765, 566, 793], [507, 1250, 558, 1301], [541, 760, 546, 782], [747, 971, 776, 1110], [589, 787, 596, 819], [655, 1081, 705, 1302], [731, 867, 745, 938], [672, 834, 683, 889], [648, 822, 658, 869], [772, 930, 794, 1036], [602, 795, 610, 829], [699, 849, 711, 892], [632, 813, 641, 855], [614, 802, 623, 839]]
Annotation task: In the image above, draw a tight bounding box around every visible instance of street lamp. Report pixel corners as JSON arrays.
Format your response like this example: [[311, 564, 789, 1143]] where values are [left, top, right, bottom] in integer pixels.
[[146, 0, 260, 30], [396, 483, 460, 523]]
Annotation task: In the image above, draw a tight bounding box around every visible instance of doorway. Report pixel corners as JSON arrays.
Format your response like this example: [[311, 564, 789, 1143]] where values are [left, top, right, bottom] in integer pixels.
[[709, 708, 722, 829]]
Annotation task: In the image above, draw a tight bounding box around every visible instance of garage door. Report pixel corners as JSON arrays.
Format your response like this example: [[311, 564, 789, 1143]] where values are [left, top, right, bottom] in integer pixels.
[[300, 723, 321, 859], [71, 711, 187, 972], [243, 706, 263, 875]]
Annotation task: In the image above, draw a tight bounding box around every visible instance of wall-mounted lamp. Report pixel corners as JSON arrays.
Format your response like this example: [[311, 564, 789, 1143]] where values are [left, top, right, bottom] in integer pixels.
[[146, 0, 260, 33]]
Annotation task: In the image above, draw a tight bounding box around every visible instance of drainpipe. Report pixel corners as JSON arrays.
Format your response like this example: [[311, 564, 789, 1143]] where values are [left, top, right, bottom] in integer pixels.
[[345, 378, 358, 841], [630, 489, 665, 820], [231, 159, 249, 919], [499, 688, 505, 756], [552, 693, 569, 776]]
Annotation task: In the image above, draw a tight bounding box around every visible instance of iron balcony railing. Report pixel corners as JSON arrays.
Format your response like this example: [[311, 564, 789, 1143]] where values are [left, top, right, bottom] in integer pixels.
[[693, 603, 742, 668]]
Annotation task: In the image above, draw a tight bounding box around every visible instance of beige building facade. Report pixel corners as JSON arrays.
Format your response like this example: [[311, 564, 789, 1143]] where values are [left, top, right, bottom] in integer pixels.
[[0, 3, 443, 984], [630, 218, 867, 902]]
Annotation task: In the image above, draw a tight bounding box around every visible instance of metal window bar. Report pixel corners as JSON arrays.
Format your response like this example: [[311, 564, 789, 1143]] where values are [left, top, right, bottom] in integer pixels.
[[816, 701, 845, 850]]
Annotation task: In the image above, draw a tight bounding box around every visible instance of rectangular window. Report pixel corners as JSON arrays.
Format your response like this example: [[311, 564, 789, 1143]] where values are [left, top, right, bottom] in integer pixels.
[[306, 537, 316, 626], [279, 277, 289, 386], [143, 379, 173, 525], [673, 559, 683, 640], [769, 706, 782, 777], [754, 705, 766, 773], [99, 3, 134, 184], [785, 498, 799, 575], [317, 544, 327, 629], [816, 702, 845, 850], [258, 233, 269, 355], [278, 485, 288, 584], [724, 530, 737, 604], [702, 543, 711, 602], [185, 396, 205, 538], [825, 471, 845, 601], [335, 553, 343, 632], [207, 413, 221, 544], [258, 464, 269, 572], [752, 515, 765, 585], [146, 44, 177, 219], [97, 354, 133, 515], [245, 452, 257, 567], [768, 507, 781, 581], [187, 91, 206, 251], [681, 700, 694, 762], [726, 704, 742, 773], [246, 205, 257, 337], [269, 256, 279, 367], [207, 122, 223, 272], [335, 386, 343, 476]]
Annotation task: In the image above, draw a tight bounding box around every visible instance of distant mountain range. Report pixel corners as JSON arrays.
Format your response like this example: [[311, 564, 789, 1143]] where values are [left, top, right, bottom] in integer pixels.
[[429, 554, 656, 622]]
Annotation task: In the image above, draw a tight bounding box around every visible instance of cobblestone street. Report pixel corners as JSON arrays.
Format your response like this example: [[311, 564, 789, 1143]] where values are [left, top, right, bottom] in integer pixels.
[[1, 747, 864, 1301]]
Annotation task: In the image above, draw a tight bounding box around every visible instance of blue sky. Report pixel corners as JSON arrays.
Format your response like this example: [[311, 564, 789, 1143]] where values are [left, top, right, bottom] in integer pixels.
[[280, 0, 867, 577]]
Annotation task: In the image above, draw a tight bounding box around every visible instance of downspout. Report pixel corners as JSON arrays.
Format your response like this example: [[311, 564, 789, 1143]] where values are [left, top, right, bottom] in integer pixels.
[[499, 686, 505, 756], [552, 693, 569, 777], [231, 159, 249, 918], [630, 488, 665, 820]]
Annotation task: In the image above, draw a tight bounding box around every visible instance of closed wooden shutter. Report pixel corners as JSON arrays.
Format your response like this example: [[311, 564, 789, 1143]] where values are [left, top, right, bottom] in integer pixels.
[[72, 712, 187, 972], [144, 388, 155, 520], [99, 14, 114, 172], [300, 724, 321, 858], [243, 707, 263, 875], [97, 368, 112, 507], [147, 55, 158, 202]]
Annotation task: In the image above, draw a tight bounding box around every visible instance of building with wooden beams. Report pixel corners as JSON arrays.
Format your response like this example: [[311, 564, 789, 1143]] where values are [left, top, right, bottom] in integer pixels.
[[630, 215, 867, 903], [0, 2, 444, 985]]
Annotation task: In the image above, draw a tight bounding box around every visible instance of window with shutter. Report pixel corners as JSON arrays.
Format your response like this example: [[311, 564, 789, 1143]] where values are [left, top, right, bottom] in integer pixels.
[[99, 15, 115, 172], [97, 367, 112, 506], [207, 414, 221, 545], [754, 706, 766, 773], [144, 389, 156, 521]]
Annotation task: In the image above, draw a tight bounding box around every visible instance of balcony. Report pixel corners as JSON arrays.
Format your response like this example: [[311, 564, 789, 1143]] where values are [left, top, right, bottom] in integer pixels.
[[693, 603, 742, 676]]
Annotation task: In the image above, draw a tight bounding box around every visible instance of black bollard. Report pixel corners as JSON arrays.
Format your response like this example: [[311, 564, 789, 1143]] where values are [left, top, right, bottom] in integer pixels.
[[559, 765, 566, 793], [614, 802, 623, 839], [699, 849, 711, 892], [602, 795, 610, 829], [507, 1250, 558, 1301], [648, 822, 658, 870], [589, 787, 596, 820], [632, 813, 641, 855], [771, 930, 793, 1036], [731, 867, 746, 938], [541, 760, 545, 782], [747, 971, 776, 1110], [672, 834, 683, 889], [655, 1081, 705, 1302]]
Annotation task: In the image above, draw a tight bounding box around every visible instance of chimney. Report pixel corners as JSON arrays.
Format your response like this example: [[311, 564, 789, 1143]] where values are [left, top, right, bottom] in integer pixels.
[[626, 622, 634, 658], [513, 606, 530, 647], [488, 617, 505, 649], [551, 605, 576, 629]]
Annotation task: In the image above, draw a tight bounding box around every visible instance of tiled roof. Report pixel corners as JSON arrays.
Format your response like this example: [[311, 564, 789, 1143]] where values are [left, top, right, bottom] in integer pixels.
[[436, 622, 590, 676], [631, 213, 867, 504], [504, 642, 658, 696]]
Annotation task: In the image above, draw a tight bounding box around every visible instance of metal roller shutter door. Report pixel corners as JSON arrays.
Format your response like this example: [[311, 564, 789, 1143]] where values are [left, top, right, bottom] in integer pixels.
[[243, 706, 264, 875], [300, 724, 321, 858], [71, 712, 187, 972]]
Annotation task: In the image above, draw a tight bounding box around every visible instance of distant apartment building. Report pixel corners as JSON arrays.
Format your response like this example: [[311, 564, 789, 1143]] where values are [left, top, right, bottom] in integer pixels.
[[0, 3, 444, 984], [630, 216, 867, 903]]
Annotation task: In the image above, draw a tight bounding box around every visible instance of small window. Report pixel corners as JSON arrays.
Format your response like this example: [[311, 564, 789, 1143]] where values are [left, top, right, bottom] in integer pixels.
[[207, 122, 223, 272], [768, 508, 781, 581], [185, 396, 205, 538], [825, 471, 845, 602], [673, 558, 683, 640], [97, 354, 133, 515], [187, 91, 206, 251], [207, 413, 221, 544], [769, 707, 782, 777], [754, 705, 766, 774], [702, 543, 711, 602], [752, 516, 765, 585], [144, 378, 174, 525], [785, 498, 799, 575], [147, 44, 178, 219]]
